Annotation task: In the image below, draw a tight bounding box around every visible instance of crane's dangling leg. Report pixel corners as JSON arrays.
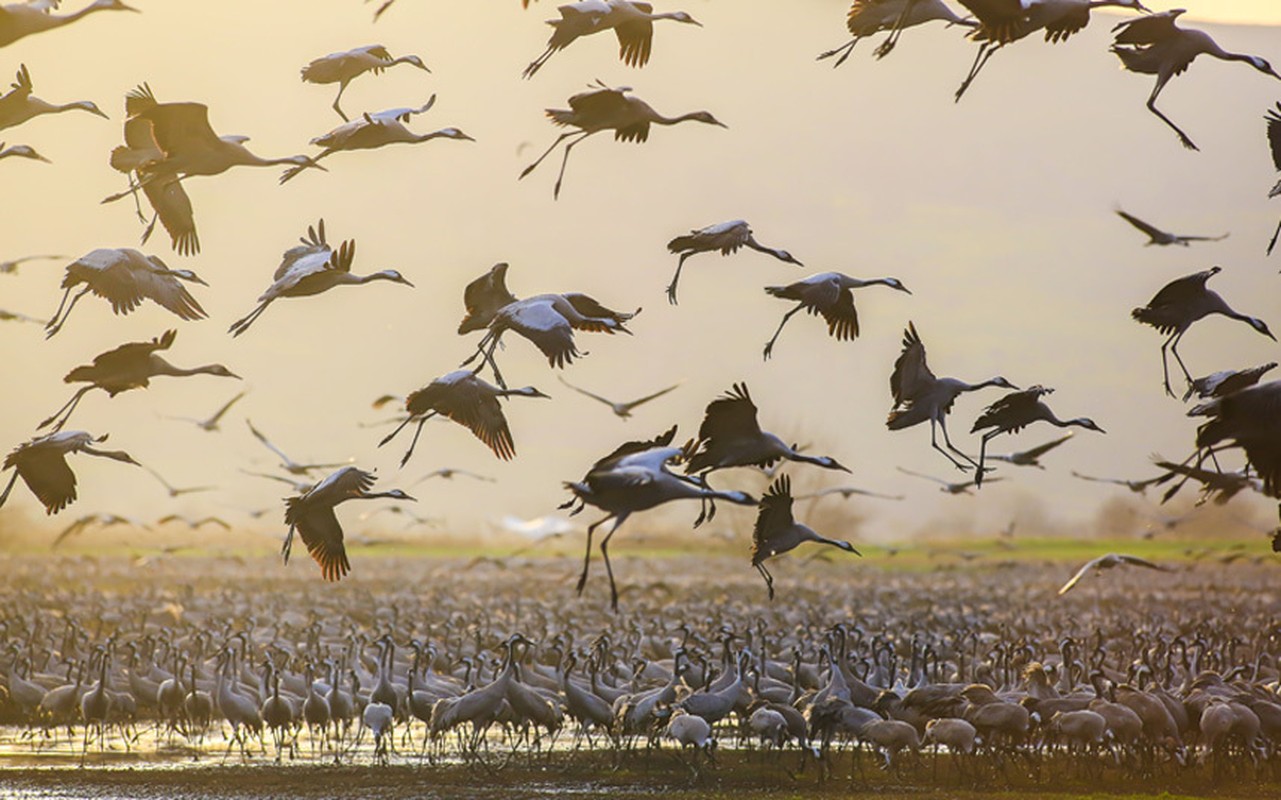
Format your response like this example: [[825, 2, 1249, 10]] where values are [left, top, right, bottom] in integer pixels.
[[0, 470, 19, 509], [1166, 329, 1195, 397], [763, 303, 805, 360], [955, 43, 996, 102], [553, 132, 594, 201], [874, 0, 919, 59], [599, 514, 630, 613], [332, 81, 351, 123], [756, 562, 775, 601], [929, 418, 971, 472], [666, 252, 694, 305], [482, 335, 507, 390], [397, 413, 438, 468], [459, 331, 492, 369], [281, 523, 298, 565], [228, 301, 272, 338], [1146, 73, 1198, 152], [1268, 216, 1281, 256], [522, 46, 557, 80], [975, 430, 1002, 488], [940, 416, 984, 472], [44, 285, 77, 335], [38, 386, 94, 431], [816, 38, 859, 68], [44, 286, 91, 338], [577, 514, 614, 595], [519, 130, 580, 180]]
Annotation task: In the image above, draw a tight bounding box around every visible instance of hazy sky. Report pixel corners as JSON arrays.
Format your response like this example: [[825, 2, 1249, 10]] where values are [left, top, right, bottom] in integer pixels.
[[2, 1, 1280, 551]]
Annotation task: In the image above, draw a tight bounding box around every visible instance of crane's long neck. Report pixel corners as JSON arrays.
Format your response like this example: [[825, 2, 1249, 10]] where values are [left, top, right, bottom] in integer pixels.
[[34, 4, 106, 33], [653, 111, 711, 126], [965, 378, 1007, 393], [744, 236, 790, 261], [152, 361, 228, 379]]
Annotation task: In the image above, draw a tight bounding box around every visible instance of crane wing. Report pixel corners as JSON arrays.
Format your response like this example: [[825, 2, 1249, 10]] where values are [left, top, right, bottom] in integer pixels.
[[1115, 210, 1166, 239], [1144, 268, 1218, 309], [142, 176, 200, 256], [14, 447, 77, 514], [751, 474, 796, 565], [459, 262, 516, 334], [140, 101, 220, 159], [407, 378, 516, 460], [1016, 433, 1074, 459], [821, 288, 860, 341], [1111, 8, 1183, 44], [697, 383, 762, 446], [284, 500, 351, 581], [590, 426, 678, 472], [1266, 103, 1281, 173], [1056, 559, 1096, 595], [615, 17, 654, 68], [0, 63, 33, 119], [970, 386, 1051, 434], [890, 322, 936, 405]]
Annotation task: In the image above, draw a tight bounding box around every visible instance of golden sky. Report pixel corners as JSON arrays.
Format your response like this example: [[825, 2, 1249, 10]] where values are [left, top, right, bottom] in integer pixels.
[[1, 1, 1280, 553]]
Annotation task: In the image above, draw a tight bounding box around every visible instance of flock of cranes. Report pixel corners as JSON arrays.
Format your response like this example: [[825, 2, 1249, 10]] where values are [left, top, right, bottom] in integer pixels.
[[1, 0, 1280, 609]]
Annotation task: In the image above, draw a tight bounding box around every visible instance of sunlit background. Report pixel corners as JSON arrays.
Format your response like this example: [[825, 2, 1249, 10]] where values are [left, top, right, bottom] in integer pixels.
[[2, 0, 1280, 556]]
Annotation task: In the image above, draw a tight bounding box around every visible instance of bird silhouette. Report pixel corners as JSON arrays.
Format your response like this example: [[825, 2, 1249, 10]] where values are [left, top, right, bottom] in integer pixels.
[[1192, 380, 1281, 499], [281, 466, 415, 581], [0, 63, 107, 132], [1115, 209, 1227, 247], [896, 465, 1001, 494], [520, 82, 725, 199], [39, 330, 239, 432], [229, 236, 412, 337], [954, 0, 1148, 102], [379, 369, 549, 465], [51, 511, 149, 548], [970, 386, 1104, 486], [161, 390, 247, 433], [887, 321, 1017, 472], [762, 272, 910, 359], [301, 44, 430, 121], [0, 253, 61, 274], [1132, 266, 1274, 397], [246, 419, 349, 477], [0, 140, 48, 162], [1057, 553, 1171, 595], [985, 432, 1075, 469], [280, 97, 472, 183], [1265, 103, 1281, 255], [0, 430, 139, 515], [0, 0, 138, 49], [1184, 362, 1277, 402], [522, 1, 702, 79], [666, 220, 802, 305], [1112, 9, 1281, 151], [45, 248, 208, 337], [556, 375, 679, 418], [818, 0, 976, 66], [140, 462, 215, 498], [0, 307, 43, 324], [1069, 469, 1168, 494], [751, 474, 860, 600], [458, 262, 518, 335]]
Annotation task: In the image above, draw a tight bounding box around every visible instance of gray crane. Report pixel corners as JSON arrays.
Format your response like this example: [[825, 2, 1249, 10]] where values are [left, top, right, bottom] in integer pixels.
[[379, 369, 549, 465], [1115, 209, 1227, 247], [666, 219, 801, 305], [986, 432, 1074, 469], [896, 466, 1001, 495], [519, 82, 724, 200], [1057, 553, 1171, 596], [301, 45, 430, 122], [761, 272, 910, 359], [39, 330, 239, 432], [1112, 9, 1281, 151], [246, 419, 348, 477], [281, 466, 414, 581], [818, 0, 975, 66], [0, 430, 140, 515], [1132, 266, 1274, 397], [0, 141, 47, 162], [561, 426, 755, 610], [1191, 379, 1281, 500], [750, 475, 860, 600], [0, 64, 106, 131], [522, 1, 702, 79], [556, 375, 679, 419], [887, 321, 1016, 471], [0, 0, 138, 49], [45, 248, 208, 337], [457, 262, 517, 335], [970, 386, 1104, 486], [1184, 362, 1277, 402], [1265, 104, 1281, 255], [161, 390, 247, 433]]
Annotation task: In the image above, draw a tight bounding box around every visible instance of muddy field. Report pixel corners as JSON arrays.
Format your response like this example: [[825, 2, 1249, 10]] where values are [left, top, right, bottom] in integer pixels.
[[1, 550, 1278, 799]]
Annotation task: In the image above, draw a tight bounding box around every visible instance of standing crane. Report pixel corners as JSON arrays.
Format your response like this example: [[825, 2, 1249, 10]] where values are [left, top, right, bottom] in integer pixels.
[[379, 369, 549, 465], [228, 237, 413, 337], [44, 248, 208, 337], [0, 64, 107, 131], [818, 0, 975, 66], [1131, 266, 1274, 397], [38, 329, 239, 432], [750, 475, 860, 600], [522, 0, 702, 79], [519, 82, 725, 199], [561, 426, 755, 610], [0, 430, 139, 515], [954, 0, 1148, 101], [1112, 9, 1281, 151], [280, 97, 473, 183], [887, 321, 1017, 471], [301, 44, 430, 121], [1115, 209, 1227, 247], [761, 272, 910, 359], [970, 386, 1104, 486], [0, 0, 138, 49], [281, 466, 415, 581], [665, 219, 801, 305]]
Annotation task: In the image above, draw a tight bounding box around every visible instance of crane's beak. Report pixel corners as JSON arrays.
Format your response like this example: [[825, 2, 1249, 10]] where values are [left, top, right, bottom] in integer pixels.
[[121, 3, 142, 11]]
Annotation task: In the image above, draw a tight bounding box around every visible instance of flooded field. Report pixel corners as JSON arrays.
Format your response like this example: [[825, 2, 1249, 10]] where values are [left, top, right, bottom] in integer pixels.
[[0, 549, 1277, 799]]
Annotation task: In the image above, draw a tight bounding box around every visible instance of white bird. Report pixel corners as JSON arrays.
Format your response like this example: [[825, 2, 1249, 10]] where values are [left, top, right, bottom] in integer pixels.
[[0, 430, 140, 515], [1057, 553, 1172, 595], [281, 466, 415, 581], [0, 64, 107, 131], [229, 234, 412, 336], [0, 141, 48, 162], [301, 44, 430, 121], [0, 0, 138, 49], [556, 375, 679, 419], [45, 248, 208, 337], [280, 97, 473, 183], [522, 0, 703, 79], [666, 220, 802, 305]]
